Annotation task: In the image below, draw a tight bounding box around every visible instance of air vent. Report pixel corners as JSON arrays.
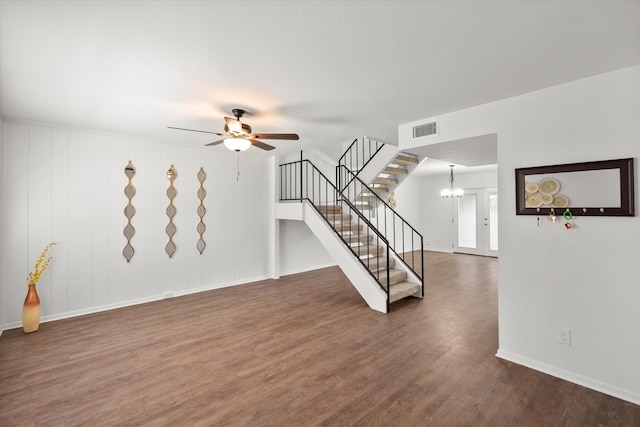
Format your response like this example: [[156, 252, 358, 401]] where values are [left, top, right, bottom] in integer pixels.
[[413, 121, 437, 138]]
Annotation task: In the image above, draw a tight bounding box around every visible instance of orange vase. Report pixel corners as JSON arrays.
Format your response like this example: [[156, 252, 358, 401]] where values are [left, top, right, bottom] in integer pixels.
[[22, 283, 41, 333]]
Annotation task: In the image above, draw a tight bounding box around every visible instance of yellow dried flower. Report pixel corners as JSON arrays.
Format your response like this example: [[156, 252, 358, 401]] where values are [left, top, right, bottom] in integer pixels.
[[27, 243, 56, 285]]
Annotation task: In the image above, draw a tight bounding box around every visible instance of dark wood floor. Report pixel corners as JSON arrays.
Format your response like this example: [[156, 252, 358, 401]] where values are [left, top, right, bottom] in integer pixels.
[[1, 252, 638, 426]]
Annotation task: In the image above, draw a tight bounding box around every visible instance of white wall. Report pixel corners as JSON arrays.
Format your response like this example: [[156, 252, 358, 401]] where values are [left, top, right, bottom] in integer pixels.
[[407, 171, 498, 253], [391, 172, 422, 228], [0, 116, 5, 335], [276, 147, 340, 276], [1, 120, 272, 328], [400, 65, 640, 404], [278, 219, 334, 276]]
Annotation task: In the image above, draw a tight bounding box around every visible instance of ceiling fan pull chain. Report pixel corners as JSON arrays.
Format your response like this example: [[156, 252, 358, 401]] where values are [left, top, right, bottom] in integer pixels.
[[237, 152, 240, 181]]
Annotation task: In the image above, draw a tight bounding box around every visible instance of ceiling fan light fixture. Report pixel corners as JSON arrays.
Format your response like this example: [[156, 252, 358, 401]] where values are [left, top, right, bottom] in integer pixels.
[[224, 137, 251, 152]]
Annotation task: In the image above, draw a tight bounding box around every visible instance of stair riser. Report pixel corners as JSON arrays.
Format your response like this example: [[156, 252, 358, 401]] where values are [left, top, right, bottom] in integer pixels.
[[363, 259, 396, 272], [342, 234, 373, 244], [351, 246, 384, 257], [356, 197, 379, 203], [389, 282, 421, 303], [377, 269, 407, 286], [325, 215, 353, 223]]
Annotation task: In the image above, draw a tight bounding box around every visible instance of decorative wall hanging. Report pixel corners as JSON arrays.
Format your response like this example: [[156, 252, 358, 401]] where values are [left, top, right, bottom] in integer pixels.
[[524, 177, 570, 209], [165, 164, 177, 258], [123, 161, 137, 262], [515, 158, 635, 216], [384, 191, 397, 208], [196, 167, 207, 254]]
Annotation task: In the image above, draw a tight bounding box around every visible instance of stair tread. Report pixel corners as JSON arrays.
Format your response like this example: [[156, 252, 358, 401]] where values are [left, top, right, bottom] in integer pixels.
[[382, 166, 408, 175], [373, 177, 398, 185], [389, 281, 421, 303], [342, 233, 373, 243], [393, 154, 419, 165], [373, 176, 398, 185], [368, 187, 389, 194], [317, 204, 342, 212], [324, 213, 353, 222], [363, 256, 396, 271], [352, 245, 384, 256], [356, 195, 379, 201], [333, 223, 363, 232]]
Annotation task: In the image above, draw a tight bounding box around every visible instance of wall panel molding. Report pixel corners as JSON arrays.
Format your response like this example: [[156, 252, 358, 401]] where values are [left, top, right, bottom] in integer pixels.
[[1, 120, 272, 326]]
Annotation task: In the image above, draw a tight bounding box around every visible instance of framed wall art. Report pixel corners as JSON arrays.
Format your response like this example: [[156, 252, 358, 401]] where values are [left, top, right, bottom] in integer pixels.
[[515, 158, 635, 216]]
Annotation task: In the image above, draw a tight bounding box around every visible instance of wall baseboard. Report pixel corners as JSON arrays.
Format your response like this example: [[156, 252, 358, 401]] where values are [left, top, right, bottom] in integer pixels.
[[425, 248, 453, 254], [280, 262, 338, 278], [495, 348, 640, 406], [1, 265, 342, 332], [1, 275, 271, 331]]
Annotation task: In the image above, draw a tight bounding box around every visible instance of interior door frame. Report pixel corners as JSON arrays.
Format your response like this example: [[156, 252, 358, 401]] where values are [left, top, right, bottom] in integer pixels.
[[484, 188, 498, 257], [453, 188, 498, 257]]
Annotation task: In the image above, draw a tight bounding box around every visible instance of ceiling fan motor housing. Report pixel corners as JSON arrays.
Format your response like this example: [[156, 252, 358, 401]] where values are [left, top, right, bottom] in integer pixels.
[[224, 123, 252, 135], [231, 108, 246, 119]]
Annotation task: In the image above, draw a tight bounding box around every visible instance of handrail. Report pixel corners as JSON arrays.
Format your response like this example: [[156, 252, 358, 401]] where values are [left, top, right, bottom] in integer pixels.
[[336, 165, 424, 289], [279, 160, 392, 305], [337, 137, 385, 191], [280, 160, 389, 244]]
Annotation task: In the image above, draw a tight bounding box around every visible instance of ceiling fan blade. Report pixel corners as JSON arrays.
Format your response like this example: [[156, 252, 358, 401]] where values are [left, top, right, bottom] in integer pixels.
[[205, 139, 225, 147], [250, 139, 275, 151], [168, 126, 225, 136], [253, 133, 299, 140]]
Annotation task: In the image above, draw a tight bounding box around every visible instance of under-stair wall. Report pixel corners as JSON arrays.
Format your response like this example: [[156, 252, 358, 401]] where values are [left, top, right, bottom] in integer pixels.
[[279, 201, 388, 312]]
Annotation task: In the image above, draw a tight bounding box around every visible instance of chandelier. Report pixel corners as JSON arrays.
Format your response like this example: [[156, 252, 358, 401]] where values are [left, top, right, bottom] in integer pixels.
[[441, 165, 464, 198]]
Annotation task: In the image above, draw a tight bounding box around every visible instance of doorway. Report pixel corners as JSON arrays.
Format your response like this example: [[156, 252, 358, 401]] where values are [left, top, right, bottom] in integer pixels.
[[453, 188, 498, 257]]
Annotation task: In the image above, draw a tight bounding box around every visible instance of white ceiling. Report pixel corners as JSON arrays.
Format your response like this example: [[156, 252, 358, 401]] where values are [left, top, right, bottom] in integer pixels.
[[407, 133, 498, 172], [1, 1, 639, 164]]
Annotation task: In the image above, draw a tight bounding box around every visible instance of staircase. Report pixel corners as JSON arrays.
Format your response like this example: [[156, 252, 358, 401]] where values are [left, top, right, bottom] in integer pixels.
[[317, 204, 421, 304], [361, 153, 420, 209], [277, 138, 424, 313]]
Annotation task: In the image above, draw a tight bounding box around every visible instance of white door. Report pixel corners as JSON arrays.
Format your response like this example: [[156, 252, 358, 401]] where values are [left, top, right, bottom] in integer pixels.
[[453, 188, 498, 257]]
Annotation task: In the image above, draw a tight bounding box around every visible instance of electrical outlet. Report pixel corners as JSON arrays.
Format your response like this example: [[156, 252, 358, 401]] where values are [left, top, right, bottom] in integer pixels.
[[557, 327, 571, 346]]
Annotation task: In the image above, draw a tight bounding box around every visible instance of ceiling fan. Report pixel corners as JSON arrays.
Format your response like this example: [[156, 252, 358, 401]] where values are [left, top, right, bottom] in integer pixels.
[[168, 108, 299, 152]]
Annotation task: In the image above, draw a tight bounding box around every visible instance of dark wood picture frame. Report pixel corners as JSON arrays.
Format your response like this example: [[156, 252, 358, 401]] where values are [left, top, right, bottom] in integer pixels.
[[515, 158, 635, 216]]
